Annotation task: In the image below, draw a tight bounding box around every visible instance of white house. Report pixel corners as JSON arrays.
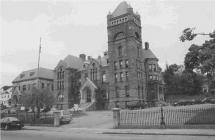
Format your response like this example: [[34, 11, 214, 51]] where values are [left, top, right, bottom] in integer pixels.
[[0, 86, 13, 107]]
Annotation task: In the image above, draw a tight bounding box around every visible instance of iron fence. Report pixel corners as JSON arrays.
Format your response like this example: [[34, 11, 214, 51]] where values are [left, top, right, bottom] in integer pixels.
[[118, 104, 215, 128]]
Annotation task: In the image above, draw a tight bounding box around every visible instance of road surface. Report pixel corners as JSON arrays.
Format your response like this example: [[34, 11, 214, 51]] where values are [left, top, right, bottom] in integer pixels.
[[1, 128, 214, 140]]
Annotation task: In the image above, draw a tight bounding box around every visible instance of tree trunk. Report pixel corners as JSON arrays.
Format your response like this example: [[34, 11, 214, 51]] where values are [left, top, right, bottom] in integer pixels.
[[36, 106, 40, 118]]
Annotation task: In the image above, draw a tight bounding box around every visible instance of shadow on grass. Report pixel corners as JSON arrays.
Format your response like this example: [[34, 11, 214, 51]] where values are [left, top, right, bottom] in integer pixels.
[[185, 107, 215, 124]]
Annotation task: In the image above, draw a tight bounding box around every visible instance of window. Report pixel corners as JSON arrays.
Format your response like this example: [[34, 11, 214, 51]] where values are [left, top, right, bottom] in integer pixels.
[[61, 81, 64, 89], [41, 83, 45, 89], [138, 86, 140, 98], [22, 85, 26, 91], [125, 60, 129, 68], [91, 63, 97, 81], [120, 72, 123, 81], [102, 73, 107, 82], [20, 74, 25, 79], [28, 84, 30, 90], [29, 72, 35, 76], [149, 64, 156, 72], [125, 86, 129, 97], [62, 71, 64, 79], [125, 72, 128, 81], [118, 46, 122, 57], [114, 61, 117, 70], [115, 87, 119, 98], [115, 73, 118, 82], [119, 60, 123, 68], [137, 46, 140, 57], [149, 75, 153, 80]]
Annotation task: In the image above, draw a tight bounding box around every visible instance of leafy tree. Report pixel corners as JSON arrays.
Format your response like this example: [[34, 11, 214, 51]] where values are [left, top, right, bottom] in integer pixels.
[[163, 64, 203, 96], [180, 28, 215, 94], [19, 87, 56, 118]]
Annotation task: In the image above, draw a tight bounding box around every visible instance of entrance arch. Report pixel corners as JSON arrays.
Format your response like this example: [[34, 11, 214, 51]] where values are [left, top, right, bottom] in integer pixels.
[[84, 87, 92, 103]]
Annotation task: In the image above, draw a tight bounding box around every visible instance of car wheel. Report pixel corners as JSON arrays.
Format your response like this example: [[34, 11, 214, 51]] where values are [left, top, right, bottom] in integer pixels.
[[4, 124, 9, 130]]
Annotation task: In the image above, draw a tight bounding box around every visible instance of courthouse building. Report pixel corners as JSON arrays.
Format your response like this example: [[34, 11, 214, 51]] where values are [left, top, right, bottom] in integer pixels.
[[54, 1, 164, 110]]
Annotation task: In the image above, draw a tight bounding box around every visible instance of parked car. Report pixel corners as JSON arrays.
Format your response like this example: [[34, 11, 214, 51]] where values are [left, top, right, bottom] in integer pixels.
[[59, 110, 72, 124], [201, 97, 215, 104], [173, 100, 194, 106], [0, 117, 24, 130]]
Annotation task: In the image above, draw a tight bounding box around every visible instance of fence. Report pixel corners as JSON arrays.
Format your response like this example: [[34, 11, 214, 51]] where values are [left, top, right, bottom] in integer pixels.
[[115, 104, 215, 128]]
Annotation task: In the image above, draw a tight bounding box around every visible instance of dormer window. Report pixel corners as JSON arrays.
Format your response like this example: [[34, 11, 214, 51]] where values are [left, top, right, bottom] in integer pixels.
[[29, 72, 35, 76], [20, 74, 25, 78]]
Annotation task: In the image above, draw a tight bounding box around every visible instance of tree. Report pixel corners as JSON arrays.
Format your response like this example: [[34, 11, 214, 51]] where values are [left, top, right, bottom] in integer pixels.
[[163, 64, 203, 96], [163, 64, 182, 95], [19, 87, 56, 118], [180, 28, 215, 94]]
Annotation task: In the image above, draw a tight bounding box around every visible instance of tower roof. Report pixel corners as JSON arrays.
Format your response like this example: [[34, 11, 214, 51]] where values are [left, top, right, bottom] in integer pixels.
[[112, 1, 131, 17]]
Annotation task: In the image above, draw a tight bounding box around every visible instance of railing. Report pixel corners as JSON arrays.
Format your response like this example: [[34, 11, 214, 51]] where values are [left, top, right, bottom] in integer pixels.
[[113, 104, 215, 128]]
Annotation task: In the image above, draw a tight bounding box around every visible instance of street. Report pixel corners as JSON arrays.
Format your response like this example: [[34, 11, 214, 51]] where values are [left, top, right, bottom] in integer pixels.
[[1, 128, 215, 140]]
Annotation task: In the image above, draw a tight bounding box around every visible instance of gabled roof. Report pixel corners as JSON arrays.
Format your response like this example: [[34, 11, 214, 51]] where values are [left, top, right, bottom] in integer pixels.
[[112, 1, 131, 17], [63, 55, 84, 70], [142, 48, 158, 60], [12, 67, 54, 83], [80, 78, 97, 91]]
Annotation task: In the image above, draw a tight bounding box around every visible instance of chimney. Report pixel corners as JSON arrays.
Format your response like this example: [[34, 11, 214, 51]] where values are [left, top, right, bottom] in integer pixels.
[[88, 56, 91, 60], [145, 42, 149, 50], [104, 51, 108, 56], [79, 54, 86, 61]]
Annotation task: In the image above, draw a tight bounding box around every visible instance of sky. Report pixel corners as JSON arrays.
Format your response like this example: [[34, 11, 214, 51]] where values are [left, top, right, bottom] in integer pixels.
[[1, 0, 215, 87]]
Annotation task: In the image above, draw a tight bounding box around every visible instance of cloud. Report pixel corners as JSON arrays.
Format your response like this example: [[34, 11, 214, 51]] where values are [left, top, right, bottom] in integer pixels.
[[1, 0, 74, 22]]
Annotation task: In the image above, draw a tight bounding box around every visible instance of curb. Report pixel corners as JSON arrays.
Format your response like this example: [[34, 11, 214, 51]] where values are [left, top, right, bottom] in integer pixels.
[[102, 132, 215, 137]]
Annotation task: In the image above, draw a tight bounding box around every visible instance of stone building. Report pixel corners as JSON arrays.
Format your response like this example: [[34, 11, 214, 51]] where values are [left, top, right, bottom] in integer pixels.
[[54, 55, 84, 110], [53, 1, 164, 110], [79, 52, 109, 110], [12, 67, 54, 106]]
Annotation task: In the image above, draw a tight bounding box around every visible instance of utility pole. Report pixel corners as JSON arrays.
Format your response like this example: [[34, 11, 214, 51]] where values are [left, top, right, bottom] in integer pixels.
[[36, 37, 42, 118], [37, 37, 42, 88]]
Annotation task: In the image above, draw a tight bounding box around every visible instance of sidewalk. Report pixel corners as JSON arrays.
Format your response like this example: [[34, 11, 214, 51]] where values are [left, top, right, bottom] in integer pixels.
[[24, 126, 215, 136]]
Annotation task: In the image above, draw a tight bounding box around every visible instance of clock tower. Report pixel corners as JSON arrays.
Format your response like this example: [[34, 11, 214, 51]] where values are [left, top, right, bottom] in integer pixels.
[[107, 1, 146, 108]]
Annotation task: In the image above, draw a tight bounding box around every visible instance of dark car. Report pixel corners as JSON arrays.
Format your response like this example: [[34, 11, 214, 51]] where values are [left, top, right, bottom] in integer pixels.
[[173, 100, 194, 106], [0, 117, 24, 130], [201, 97, 215, 104]]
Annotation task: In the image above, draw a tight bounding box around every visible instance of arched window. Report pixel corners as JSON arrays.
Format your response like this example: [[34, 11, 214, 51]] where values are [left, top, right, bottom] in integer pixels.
[[114, 32, 125, 40], [118, 46, 122, 56], [135, 32, 140, 39], [91, 63, 97, 81]]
